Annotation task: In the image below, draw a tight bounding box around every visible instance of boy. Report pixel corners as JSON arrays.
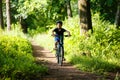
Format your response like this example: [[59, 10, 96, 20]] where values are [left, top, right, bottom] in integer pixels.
[[52, 20, 71, 50]]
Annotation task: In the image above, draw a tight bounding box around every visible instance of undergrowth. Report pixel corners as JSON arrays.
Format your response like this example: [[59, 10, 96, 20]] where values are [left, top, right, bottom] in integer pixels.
[[33, 14, 120, 77], [0, 27, 48, 80]]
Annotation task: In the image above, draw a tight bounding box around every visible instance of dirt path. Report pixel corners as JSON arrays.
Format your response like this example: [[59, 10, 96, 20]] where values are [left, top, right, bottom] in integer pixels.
[[31, 41, 116, 80]]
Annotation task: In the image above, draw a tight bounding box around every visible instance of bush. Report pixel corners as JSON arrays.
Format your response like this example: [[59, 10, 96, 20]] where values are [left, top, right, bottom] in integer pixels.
[[0, 35, 47, 79], [28, 27, 47, 36], [64, 14, 120, 73]]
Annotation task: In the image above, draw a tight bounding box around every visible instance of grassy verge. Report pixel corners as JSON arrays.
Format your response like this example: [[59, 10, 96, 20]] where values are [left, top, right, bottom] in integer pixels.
[[33, 33, 54, 51]]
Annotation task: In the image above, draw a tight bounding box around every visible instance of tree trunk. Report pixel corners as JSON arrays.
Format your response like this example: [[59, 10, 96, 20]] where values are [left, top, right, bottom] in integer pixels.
[[6, 0, 11, 31], [78, 0, 92, 36], [115, 1, 120, 28], [66, 0, 73, 19], [0, 0, 4, 29], [20, 17, 28, 33]]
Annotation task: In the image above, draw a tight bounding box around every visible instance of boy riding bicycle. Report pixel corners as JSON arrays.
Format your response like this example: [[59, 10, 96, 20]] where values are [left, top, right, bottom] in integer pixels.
[[52, 21, 71, 60]]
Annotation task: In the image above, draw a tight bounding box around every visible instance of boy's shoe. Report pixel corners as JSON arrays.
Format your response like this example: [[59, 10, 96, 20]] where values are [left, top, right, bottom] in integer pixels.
[[55, 54, 57, 57], [63, 58, 66, 61], [53, 47, 57, 50]]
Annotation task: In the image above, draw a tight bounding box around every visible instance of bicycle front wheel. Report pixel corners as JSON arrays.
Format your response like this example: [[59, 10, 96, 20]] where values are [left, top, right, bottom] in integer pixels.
[[59, 46, 63, 66]]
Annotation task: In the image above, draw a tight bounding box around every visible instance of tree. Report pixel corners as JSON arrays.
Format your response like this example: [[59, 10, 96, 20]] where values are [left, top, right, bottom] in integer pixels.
[[78, 0, 92, 36], [16, 0, 49, 32], [47, 0, 67, 21], [66, 0, 73, 19], [115, 1, 120, 28], [91, 0, 117, 23], [6, 0, 11, 31], [0, 0, 4, 29]]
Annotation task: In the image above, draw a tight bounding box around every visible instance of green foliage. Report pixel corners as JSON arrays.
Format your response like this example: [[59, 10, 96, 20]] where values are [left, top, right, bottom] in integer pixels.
[[91, 0, 117, 22], [114, 72, 120, 80], [33, 34, 54, 51], [28, 27, 47, 36], [64, 14, 120, 73], [33, 14, 120, 74], [71, 0, 78, 16], [46, 0, 67, 20], [16, 0, 49, 28], [0, 32, 47, 79], [1, 0, 119, 32]]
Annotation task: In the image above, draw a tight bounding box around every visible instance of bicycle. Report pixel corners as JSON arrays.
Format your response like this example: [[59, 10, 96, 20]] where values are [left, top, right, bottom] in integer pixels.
[[55, 35, 70, 66]]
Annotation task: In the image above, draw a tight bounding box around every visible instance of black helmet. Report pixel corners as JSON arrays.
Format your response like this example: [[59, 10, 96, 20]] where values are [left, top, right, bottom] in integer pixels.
[[56, 20, 63, 25]]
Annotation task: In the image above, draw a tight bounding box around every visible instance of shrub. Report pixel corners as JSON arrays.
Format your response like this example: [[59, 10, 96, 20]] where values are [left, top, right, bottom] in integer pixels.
[[64, 14, 120, 73], [0, 35, 47, 79]]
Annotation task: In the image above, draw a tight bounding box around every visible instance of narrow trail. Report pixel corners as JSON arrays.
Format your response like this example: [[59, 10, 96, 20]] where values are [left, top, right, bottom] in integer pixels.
[[31, 41, 115, 80]]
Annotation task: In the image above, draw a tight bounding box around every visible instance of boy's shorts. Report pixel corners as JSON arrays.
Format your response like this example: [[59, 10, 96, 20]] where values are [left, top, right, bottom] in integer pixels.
[[55, 36, 60, 42], [54, 36, 64, 44]]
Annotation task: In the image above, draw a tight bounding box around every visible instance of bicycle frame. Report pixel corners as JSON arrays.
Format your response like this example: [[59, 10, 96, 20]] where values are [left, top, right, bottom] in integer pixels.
[[53, 34, 70, 66], [56, 39, 64, 66]]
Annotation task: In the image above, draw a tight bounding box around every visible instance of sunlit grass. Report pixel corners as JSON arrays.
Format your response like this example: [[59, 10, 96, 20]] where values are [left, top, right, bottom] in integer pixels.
[[33, 33, 54, 51]]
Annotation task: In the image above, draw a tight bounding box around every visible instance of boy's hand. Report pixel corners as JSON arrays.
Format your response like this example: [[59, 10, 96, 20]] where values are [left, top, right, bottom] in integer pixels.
[[68, 34, 71, 37], [51, 31, 55, 36], [67, 31, 71, 37], [51, 34, 56, 37]]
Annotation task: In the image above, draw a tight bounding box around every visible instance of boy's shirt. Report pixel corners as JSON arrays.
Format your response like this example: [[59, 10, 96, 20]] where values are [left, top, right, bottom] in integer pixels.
[[53, 28, 66, 36]]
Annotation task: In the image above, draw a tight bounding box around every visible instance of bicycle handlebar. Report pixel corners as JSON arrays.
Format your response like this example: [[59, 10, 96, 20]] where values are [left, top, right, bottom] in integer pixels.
[[51, 34, 71, 37], [64, 35, 71, 37]]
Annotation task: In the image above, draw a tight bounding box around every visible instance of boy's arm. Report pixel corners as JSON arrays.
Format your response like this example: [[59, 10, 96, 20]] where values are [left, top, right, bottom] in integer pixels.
[[66, 30, 71, 36], [52, 30, 55, 36]]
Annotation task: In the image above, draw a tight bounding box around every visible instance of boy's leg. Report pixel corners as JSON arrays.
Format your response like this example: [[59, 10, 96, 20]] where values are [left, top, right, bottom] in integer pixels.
[[54, 41, 58, 49], [61, 39, 66, 61], [62, 45, 65, 61], [54, 37, 59, 50]]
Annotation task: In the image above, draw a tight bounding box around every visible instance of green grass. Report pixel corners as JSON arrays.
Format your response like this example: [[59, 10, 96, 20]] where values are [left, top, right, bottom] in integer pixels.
[[33, 33, 54, 51]]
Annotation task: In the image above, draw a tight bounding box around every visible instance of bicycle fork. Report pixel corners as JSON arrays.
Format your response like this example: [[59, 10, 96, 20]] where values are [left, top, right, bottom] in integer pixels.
[[56, 44, 64, 66]]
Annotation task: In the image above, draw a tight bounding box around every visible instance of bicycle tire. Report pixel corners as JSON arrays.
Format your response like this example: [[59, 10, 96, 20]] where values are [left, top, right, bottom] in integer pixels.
[[56, 47, 59, 64], [56, 41, 64, 66], [59, 46, 63, 66]]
